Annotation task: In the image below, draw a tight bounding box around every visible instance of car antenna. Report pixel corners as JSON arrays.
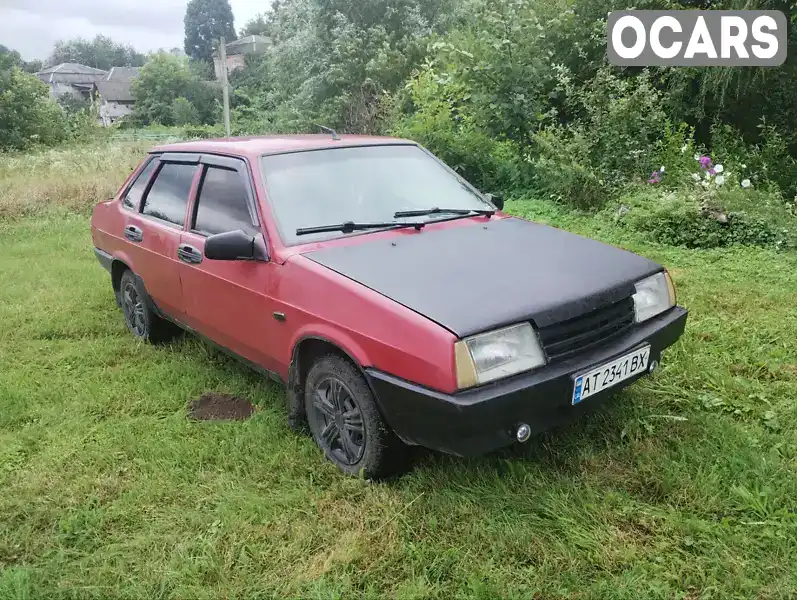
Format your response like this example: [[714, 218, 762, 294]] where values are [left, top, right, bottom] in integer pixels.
[[313, 124, 340, 141]]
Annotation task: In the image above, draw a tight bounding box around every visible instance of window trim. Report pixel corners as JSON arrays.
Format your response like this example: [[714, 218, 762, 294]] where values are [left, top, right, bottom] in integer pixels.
[[121, 155, 159, 212], [138, 159, 200, 229], [188, 155, 262, 238]]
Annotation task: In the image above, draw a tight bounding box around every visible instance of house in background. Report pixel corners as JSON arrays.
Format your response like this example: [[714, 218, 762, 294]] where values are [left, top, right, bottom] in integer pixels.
[[36, 63, 108, 101], [93, 67, 141, 126], [105, 67, 141, 83], [213, 35, 270, 79], [93, 81, 135, 126]]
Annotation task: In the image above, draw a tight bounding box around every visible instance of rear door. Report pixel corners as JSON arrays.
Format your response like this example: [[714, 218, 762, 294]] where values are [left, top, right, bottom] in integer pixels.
[[124, 153, 200, 320], [178, 155, 280, 373]]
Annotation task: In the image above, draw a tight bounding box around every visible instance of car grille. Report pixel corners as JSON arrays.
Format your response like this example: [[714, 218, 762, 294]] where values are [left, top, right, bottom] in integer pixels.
[[537, 297, 636, 362]]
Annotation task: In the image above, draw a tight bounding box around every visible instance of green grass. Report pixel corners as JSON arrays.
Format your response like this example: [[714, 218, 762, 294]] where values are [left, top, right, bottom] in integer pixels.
[[1, 181, 797, 598]]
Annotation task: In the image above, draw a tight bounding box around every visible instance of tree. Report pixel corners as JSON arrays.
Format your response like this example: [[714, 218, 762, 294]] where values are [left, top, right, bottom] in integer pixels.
[[22, 59, 42, 74], [47, 35, 145, 70], [0, 45, 23, 71], [240, 10, 275, 37], [0, 68, 69, 150], [0, 45, 40, 73], [57, 92, 90, 115], [231, 0, 461, 133], [184, 0, 236, 64], [172, 97, 200, 125], [132, 53, 220, 126]]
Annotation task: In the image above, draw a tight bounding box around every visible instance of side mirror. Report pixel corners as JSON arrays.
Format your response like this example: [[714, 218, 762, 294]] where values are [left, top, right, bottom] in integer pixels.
[[205, 230, 259, 261], [485, 192, 504, 211]]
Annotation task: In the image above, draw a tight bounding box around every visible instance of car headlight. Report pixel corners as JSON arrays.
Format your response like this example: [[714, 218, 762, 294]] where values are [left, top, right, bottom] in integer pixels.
[[454, 323, 547, 389], [633, 271, 676, 323]]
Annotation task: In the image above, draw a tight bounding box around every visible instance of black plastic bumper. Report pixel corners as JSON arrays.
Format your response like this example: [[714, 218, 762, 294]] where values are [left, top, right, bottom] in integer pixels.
[[94, 247, 113, 273], [366, 306, 688, 456]]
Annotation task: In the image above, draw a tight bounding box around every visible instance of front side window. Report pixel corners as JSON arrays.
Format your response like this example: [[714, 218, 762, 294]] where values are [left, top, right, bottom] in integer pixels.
[[122, 157, 157, 210], [193, 166, 258, 236], [260, 145, 492, 244], [141, 162, 197, 226]]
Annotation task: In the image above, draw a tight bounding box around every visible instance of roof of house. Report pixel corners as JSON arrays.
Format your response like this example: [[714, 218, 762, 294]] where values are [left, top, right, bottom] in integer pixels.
[[37, 62, 108, 75], [94, 80, 134, 103], [105, 67, 141, 82], [152, 135, 411, 158], [223, 35, 270, 56], [36, 63, 108, 84]]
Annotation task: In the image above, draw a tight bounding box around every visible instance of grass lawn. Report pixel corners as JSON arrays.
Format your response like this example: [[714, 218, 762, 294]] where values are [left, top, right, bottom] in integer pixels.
[[1, 147, 797, 598]]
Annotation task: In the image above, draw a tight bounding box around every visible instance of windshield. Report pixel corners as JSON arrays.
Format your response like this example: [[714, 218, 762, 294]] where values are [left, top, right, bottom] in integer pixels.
[[260, 144, 492, 244]]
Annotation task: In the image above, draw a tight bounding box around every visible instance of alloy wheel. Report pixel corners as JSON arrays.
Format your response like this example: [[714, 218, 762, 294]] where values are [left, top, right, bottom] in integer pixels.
[[122, 281, 147, 337], [311, 376, 366, 465]]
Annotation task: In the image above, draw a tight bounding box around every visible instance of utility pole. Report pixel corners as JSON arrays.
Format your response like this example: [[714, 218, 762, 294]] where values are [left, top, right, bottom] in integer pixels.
[[219, 36, 231, 137]]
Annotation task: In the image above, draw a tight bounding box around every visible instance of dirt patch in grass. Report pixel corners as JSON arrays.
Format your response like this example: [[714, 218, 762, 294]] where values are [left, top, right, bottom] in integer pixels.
[[187, 393, 255, 421]]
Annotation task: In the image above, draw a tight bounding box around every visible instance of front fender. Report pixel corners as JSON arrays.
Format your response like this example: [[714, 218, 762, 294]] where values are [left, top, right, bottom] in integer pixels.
[[285, 325, 374, 432]]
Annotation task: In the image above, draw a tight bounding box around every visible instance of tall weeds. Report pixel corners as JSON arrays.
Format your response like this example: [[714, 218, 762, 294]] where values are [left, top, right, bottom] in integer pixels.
[[0, 141, 150, 220]]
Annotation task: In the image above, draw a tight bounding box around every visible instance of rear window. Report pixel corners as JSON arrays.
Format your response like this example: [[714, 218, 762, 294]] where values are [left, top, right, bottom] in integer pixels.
[[141, 163, 198, 227], [122, 158, 157, 210]]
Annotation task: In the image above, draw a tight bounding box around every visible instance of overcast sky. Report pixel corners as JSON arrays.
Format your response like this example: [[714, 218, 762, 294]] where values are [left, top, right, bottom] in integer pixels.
[[0, 0, 265, 61]]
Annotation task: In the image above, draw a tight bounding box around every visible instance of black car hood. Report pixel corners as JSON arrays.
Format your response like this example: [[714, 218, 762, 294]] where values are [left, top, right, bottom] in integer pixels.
[[302, 217, 662, 337]]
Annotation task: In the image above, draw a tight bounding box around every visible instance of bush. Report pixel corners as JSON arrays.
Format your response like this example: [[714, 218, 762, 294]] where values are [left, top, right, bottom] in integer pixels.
[[529, 68, 669, 208], [171, 97, 200, 126], [182, 124, 224, 139], [711, 122, 797, 199], [530, 124, 608, 208], [389, 67, 530, 193], [614, 188, 796, 251], [56, 93, 90, 115], [0, 68, 69, 151], [650, 121, 698, 185]]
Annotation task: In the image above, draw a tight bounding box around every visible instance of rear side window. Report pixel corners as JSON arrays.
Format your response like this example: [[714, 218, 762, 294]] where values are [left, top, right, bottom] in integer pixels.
[[122, 158, 157, 210], [193, 166, 258, 236], [141, 163, 197, 227]]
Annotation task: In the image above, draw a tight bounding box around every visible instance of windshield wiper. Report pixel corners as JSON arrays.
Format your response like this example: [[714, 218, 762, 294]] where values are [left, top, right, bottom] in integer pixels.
[[296, 220, 426, 236], [393, 207, 495, 219]]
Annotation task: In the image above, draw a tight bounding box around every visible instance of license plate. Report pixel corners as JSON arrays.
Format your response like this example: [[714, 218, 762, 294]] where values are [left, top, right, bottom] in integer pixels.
[[572, 346, 650, 405]]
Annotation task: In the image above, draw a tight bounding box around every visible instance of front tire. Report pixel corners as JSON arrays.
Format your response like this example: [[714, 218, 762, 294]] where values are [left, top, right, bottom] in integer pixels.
[[304, 354, 407, 479], [119, 270, 177, 344]]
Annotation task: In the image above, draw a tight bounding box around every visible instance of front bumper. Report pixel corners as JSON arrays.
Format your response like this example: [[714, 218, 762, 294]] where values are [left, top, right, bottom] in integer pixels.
[[366, 306, 688, 456]]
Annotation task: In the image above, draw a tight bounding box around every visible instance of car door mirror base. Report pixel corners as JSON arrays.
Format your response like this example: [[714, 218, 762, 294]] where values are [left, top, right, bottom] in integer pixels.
[[484, 193, 504, 211], [205, 230, 267, 261]]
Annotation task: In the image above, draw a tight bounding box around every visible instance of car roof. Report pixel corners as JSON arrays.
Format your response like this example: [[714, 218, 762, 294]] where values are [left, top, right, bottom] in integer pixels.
[[151, 134, 415, 158]]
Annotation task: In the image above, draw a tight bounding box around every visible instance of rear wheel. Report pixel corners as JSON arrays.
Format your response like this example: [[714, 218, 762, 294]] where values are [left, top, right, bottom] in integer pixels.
[[119, 270, 177, 344], [305, 354, 407, 479]]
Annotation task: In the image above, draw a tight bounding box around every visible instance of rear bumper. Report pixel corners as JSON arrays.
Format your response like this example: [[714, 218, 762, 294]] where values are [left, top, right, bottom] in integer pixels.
[[94, 247, 113, 273], [366, 306, 688, 456]]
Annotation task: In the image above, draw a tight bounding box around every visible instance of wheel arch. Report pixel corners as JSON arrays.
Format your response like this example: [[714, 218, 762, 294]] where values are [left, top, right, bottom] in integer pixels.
[[286, 333, 381, 430], [111, 258, 130, 295], [111, 256, 161, 318], [110, 256, 134, 306]]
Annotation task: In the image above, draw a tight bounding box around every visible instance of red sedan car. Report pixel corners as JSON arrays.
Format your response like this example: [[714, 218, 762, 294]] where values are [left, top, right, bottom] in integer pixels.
[[91, 135, 687, 477]]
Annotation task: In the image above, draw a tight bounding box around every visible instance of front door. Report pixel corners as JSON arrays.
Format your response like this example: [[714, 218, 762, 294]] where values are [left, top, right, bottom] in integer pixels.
[[124, 156, 200, 320], [178, 155, 280, 374]]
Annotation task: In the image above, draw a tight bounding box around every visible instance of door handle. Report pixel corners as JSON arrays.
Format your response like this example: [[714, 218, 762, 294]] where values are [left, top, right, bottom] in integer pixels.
[[124, 225, 143, 242], [177, 244, 203, 264]]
